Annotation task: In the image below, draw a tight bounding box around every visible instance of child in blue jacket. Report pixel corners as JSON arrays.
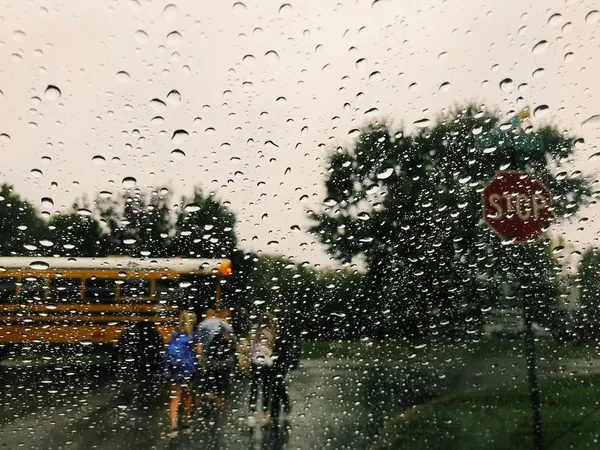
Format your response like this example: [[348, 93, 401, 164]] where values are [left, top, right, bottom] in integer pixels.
[[163, 310, 201, 437]]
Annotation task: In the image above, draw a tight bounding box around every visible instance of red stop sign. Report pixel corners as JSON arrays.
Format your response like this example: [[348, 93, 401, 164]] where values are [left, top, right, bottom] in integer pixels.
[[482, 171, 552, 242]]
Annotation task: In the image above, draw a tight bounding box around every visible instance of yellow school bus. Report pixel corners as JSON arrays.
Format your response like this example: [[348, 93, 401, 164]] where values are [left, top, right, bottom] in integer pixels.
[[0, 256, 232, 364]]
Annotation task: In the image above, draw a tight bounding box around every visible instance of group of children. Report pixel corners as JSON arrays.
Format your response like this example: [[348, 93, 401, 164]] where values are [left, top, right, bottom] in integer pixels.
[[163, 308, 294, 438]]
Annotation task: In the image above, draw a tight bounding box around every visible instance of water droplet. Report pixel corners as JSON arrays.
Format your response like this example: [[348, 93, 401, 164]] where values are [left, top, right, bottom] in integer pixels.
[[377, 167, 394, 179], [413, 118, 430, 128], [365, 107, 378, 118], [278, 3, 293, 17], [582, 115, 600, 129], [123, 238, 137, 245], [532, 68, 545, 79], [167, 89, 181, 105], [77, 208, 92, 216], [532, 40, 548, 55], [564, 52, 574, 63], [267, 240, 279, 247], [585, 10, 599, 24], [92, 155, 106, 165], [439, 82, 451, 92], [438, 51, 448, 61], [276, 96, 287, 105], [0, 133, 10, 142], [548, 13, 563, 27], [170, 149, 186, 160], [355, 58, 367, 71], [499, 78, 513, 92], [163, 4, 177, 20], [150, 98, 167, 112], [99, 191, 112, 199], [588, 152, 600, 161], [41, 197, 54, 208], [45, 85, 61, 101], [172, 129, 189, 143], [242, 54, 255, 66], [265, 50, 279, 62], [185, 203, 201, 212], [122, 177, 137, 188], [166, 31, 182, 46], [408, 82, 418, 91], [30, 168, 43, 178], [369, 71, 382, 82], [134, 30, 148, 43], [30, 261, 49, 270], [116, 71, 131, 83], [233, 2, 247, 16], [264, 140, 279, 149], [533, 104, 549, 118]]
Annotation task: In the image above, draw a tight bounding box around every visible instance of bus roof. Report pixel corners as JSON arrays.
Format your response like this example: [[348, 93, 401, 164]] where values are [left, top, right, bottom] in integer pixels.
[[0, 256, 231, 274]]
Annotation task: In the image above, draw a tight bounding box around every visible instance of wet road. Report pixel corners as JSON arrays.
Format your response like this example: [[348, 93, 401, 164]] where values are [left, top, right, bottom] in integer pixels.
[[0, 351, 427, 450]]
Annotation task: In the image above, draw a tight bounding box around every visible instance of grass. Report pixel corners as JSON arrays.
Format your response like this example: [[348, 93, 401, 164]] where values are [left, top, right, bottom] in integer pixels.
[[372, 373, 600, 450], [302, 338, 600, 366]]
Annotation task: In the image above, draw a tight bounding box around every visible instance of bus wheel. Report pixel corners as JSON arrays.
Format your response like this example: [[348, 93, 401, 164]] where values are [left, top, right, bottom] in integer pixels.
[[116, 326, 162, 373]]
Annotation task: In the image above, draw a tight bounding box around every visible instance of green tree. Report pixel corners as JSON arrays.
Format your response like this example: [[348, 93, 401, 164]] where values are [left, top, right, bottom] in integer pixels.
[[173, 188, 237, 258], [98, 189, 173, 257], [47, 207, 109, 257], [575, 247, 600, 341], [0, 184, 48, 256], [310, 106, 590, 337]]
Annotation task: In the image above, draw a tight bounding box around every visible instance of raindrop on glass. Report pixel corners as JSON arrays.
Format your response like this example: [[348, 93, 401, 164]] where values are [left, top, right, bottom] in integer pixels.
[[116, 71, 131, 83], [585, 10, 599, 24], [439, 82, 451, 92], [30, 261, 49, 270], [30, 168, 43, 178], [163, 4, 177, 19], [532, 40, 548, 55], [166, 31, 182, 46], [184, 203, 201, 212], [581, 115, 600, 129], [548, 13, 563, 27], [45, 85, 61, 101], [533, 104, 549, 118], [0, 133, 10, 142], [150, 98, 167, 112], [77, 208, 92, 216], [278, 3, 293, 17], [134, 30, 149, 43], [122, 177, 137, 188], [171, 149, 186, 160], [92, 155, 106, 165], [41, 197, 54, 208], [499, 78, 513, 92], [233, 2, 247, 16], [167, 89, 181, 105], [172, 129, 189, 143]]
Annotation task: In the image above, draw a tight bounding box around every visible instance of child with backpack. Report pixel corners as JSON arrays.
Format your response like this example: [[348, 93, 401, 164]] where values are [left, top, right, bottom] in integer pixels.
[[163, 310, 201, 438], [247, 312, 277, 428]]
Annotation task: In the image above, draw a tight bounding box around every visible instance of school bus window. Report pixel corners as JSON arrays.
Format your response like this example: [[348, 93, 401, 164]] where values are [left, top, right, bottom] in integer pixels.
[[50, 278, 82, 301], [84, 278, 116, 301], [120, 279, 150, 298], [155, 279, 181, 305], [0, 277, 17, 301], [20, 277, 46, 300]]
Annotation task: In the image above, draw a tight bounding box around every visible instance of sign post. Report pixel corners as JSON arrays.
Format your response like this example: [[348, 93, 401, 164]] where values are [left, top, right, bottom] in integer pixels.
[[483, 171, 552, 450]]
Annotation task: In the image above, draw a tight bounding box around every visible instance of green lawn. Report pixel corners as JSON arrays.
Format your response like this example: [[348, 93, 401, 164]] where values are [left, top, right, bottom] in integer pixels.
[[302, 338, 600, 366], [372, 373, 600, 450]]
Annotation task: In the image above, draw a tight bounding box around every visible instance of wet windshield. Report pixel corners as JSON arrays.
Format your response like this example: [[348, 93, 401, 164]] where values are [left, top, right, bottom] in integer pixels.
[[1, 1, 600, 449]]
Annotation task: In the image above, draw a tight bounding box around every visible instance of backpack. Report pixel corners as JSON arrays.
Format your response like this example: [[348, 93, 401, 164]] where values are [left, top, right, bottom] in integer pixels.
[[204, 324, 234, 368], [163, 332, 196, 379]]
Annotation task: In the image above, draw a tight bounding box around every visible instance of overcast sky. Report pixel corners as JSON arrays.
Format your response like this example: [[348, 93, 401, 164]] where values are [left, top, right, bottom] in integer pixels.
[[0, 0, 599, 267]]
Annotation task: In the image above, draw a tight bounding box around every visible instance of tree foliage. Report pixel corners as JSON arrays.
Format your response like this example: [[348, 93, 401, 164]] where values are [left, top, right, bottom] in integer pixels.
[[310, 106, 590, 337]]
